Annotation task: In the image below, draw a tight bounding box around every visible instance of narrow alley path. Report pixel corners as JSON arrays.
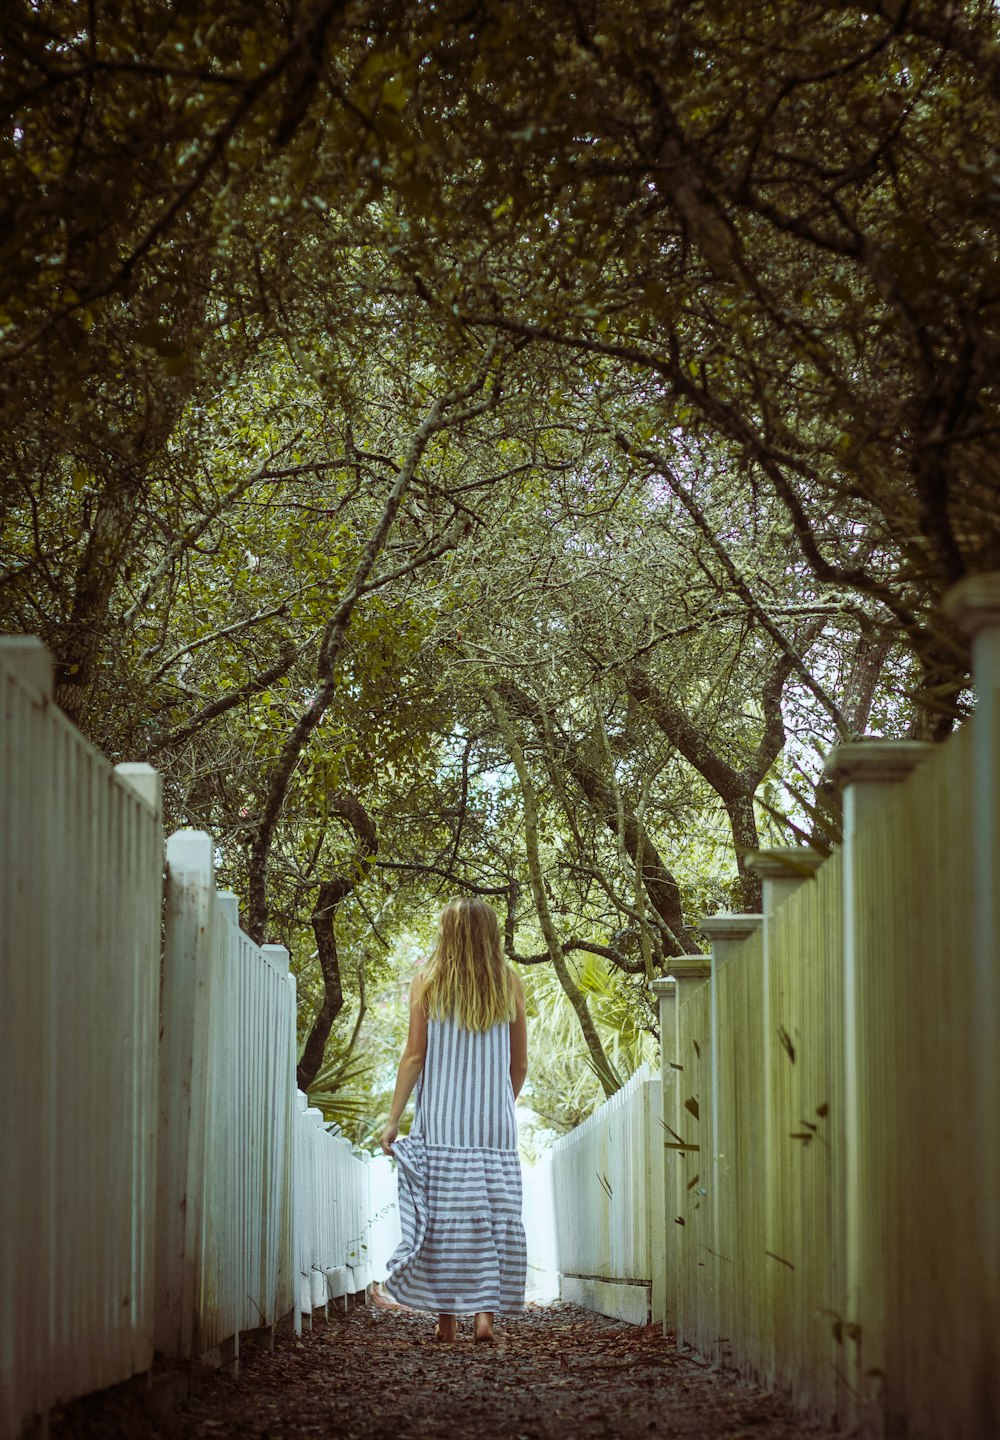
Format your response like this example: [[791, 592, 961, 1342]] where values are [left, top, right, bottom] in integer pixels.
[[51, 1300, 844, 1440]]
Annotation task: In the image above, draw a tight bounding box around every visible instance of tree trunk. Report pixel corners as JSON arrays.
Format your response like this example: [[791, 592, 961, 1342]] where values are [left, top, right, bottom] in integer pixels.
[[497, 679, 698, 956], [488, 689, 622, 1097], [295, 790, 378, 1091], [297, 876, 349, 1091], [54, 480, 144, 728]]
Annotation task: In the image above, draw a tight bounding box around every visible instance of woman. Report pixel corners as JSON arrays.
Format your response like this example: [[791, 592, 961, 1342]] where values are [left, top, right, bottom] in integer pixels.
[[379, 896, 528, 1342]]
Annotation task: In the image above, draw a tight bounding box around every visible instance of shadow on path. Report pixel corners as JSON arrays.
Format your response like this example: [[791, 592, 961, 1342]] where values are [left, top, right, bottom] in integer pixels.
[[51, 1300, 845, 1439]]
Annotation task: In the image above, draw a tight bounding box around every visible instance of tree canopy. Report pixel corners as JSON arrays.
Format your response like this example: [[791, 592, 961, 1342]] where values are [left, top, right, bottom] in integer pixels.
[[3, 0, 997, 1130]]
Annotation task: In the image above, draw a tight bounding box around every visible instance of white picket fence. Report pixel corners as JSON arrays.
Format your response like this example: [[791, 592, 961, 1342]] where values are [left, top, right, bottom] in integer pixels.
[[0, 638, 373, 1440], [157, 831, 372, 1363], [0, 638, 162, 1440], [547, 1065, 663, 1325], [538, 576, 1000, 1438], [294, 1091, 372, 1317]]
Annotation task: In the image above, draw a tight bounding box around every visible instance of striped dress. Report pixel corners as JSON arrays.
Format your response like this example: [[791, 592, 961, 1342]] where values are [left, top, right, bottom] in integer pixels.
[[385, 1013, 526, 1314]]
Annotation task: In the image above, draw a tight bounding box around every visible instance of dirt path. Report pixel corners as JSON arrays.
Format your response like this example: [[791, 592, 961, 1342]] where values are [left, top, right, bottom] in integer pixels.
[[52, 1299, 844, 1440]]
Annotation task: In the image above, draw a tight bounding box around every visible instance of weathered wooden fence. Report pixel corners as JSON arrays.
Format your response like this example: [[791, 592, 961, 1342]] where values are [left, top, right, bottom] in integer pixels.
[[531, 576, 999, 1437], [1, 638, 372, 1440], [548, 1065, 663, 1325], [293, 1091, 372, 1320], [157, 831, 372, 1361], [1, 638, 162, 1440], [651, 574, 1000, 1438]]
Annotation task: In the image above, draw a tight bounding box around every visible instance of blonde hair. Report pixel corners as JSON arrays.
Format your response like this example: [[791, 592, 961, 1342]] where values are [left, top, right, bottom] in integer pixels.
[[422, 897, 517, 1031]]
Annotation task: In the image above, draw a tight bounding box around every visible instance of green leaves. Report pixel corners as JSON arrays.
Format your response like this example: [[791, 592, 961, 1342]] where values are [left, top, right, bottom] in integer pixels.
[[2, 0, 994, 1128]]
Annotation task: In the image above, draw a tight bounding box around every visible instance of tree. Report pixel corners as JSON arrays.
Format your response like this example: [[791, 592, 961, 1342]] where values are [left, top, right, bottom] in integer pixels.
[[309, 0, 998, 724], [5, 0, 994, 1118]]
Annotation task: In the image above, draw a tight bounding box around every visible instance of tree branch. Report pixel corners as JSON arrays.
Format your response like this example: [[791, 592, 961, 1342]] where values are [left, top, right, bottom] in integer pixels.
[[487, 686, 623, 1098], [246, 345, 502, 944]]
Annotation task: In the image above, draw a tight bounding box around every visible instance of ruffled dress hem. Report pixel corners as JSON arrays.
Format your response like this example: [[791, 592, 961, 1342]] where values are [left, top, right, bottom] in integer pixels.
[[385, 1134, 526, 1314]]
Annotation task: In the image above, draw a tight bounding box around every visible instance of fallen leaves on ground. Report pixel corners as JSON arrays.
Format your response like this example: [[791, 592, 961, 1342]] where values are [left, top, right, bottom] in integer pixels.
[[50, 1300, 845, 1439]]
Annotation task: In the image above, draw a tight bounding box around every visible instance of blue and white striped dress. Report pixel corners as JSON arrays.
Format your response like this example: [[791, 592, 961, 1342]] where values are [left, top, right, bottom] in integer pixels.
[[385, 1013, 526, 1313]]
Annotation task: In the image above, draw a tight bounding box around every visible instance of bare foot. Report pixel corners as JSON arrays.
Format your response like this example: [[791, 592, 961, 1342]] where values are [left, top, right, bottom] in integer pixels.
[[434, 1312, 458, 1342], [473, 1311, 495, 1342]]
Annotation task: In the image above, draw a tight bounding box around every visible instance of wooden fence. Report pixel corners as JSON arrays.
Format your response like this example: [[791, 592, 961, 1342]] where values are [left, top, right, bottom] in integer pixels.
[[157, 831, 371, 1359], [294, 1091, 372, 1319], [1, 638, 162, 1440], [0, 638, 372, 1440], [8, 565, 1000, 1438], [548, 1065, 663, 1325], [651, 574, 1000, 1437]]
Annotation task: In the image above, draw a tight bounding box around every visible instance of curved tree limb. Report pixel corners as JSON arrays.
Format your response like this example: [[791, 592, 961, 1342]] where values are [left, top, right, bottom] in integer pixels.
[[246, 345, 502, 944], [487, 686, 623, 1098], [496, 677, 698, 957], [297, 789, 378, 1091]]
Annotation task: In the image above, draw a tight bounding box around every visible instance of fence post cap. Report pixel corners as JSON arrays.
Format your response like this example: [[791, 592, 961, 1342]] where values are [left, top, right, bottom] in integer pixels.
[[650, 976, 677, 996], [165, 828, 214, 874], [0, 635, 53, 698], [667, 957, 713, 981], [216, 890, 240, 928], [699, 913, 762, 943], [262, 943, 291, 975], [744, 846, 825, 880], [114, 762, 161, 814], [942, 571, 1000, 636], [824, 739, 934, 785]]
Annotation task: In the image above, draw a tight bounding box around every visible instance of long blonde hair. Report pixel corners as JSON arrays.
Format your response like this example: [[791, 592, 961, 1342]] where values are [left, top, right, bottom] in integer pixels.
[[422, 897, 517, 1031]]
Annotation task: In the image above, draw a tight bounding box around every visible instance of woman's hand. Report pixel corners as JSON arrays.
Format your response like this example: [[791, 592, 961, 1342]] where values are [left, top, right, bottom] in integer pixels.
[[379, 1122, 398, 1155]]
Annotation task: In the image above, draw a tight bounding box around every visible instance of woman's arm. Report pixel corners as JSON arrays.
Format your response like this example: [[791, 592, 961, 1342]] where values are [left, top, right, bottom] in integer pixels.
[[379, 973, 428, 1154], [509, 971, 528, 1099]]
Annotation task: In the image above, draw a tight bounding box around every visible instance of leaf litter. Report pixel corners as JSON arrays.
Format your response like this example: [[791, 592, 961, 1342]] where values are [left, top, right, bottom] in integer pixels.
[[49, 1298, 846, 1439]]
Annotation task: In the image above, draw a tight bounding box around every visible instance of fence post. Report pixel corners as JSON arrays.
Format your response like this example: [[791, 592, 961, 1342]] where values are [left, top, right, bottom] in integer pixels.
[[155, 830, 217, 1359], [261, 944, 294, 1348], [113, 762, 162, 815], [823, 741, 931, 1419], [305, 1107, 330, 1319], [943, 573, 1000, 1431], [262, 946, 291, 975], [664, 956, 711, 1349], [639, 1069, 665, 1330], [295, 1089, 315, 1330], [0, 633, 53, 698], [650, 976, 676, 1335], [699, 916, 762, 1365], [745, 849, 824, 1389]]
